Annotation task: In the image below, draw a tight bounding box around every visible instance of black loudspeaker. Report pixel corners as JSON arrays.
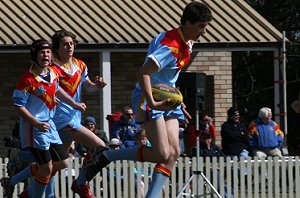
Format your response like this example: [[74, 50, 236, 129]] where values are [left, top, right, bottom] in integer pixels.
[[176, 72, 206, 111]]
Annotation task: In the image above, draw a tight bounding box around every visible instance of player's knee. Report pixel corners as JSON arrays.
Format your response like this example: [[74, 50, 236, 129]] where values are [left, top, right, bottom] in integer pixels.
[[173, 146, 181, 159], [39, 163, 53, 177], [156, 148, 170, 162], [60, 158, 69, 169]]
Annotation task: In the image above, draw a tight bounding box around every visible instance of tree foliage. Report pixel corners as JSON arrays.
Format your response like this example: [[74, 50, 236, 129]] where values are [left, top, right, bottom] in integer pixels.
[[235, 0, 300, 154], [234, 0, 300, 117]]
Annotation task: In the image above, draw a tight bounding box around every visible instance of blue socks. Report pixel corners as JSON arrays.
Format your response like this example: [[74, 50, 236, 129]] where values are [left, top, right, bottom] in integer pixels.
[[76, 165, 87, 185], [45, 176, 55, 198], [28, 179, 47, 198], [10, 166, 32, 186], [105, 147, 139, 161], [146, 170, 169, 198]]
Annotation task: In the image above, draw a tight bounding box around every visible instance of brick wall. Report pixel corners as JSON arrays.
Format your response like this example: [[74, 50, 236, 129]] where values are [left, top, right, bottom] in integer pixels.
[[0, 50, 232, 157], [0, 53, 30, 157], [110, 52, 145, 112]]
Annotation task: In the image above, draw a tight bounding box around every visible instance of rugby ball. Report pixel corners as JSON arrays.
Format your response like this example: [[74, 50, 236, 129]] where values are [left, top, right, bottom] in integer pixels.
[[151, 84, 183, 109]]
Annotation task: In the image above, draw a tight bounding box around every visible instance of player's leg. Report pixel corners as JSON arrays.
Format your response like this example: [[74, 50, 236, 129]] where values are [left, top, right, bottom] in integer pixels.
[[68, 126, 106, 150], [45, 176, 55, 198], [146, 117, 180, 197], [26, 148, 53, 198], [44, 143, 69, 198], [60, 125, 104, 198], [103, 117, 170, 163], [82, 116, 169, 182]]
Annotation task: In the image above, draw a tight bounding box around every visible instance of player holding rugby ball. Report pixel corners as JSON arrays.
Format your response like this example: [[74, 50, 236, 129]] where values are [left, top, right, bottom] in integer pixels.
[[84, 2, 212, 197]]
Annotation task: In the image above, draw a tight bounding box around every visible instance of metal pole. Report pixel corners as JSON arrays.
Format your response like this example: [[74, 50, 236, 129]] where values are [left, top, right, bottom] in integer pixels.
[[282, 31, 288, 135]]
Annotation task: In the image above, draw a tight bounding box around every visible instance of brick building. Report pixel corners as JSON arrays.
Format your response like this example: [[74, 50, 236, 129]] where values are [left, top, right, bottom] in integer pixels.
[[0, 1, 283, 157]]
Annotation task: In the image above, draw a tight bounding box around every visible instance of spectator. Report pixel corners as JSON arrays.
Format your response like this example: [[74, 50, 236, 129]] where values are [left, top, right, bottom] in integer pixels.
[[193, 132, 224, 158], [189, 113, 217, 155], [111, 106, 141, 149], [75, 116, 109, 158], [85, 116, 109, 144], [135, 129, 151, 148], [248, 107, 284, 158], [108, 138, 122, 150], [199, 113, 217, 141], [221, 107, 250, 158], [196, 132, 233, 198], [133, 129, 151, 198]]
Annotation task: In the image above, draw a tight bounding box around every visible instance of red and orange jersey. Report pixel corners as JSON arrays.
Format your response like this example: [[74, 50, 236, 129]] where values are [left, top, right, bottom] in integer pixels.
[[14, 66, 59, 111], [52, 57, 87, 98]]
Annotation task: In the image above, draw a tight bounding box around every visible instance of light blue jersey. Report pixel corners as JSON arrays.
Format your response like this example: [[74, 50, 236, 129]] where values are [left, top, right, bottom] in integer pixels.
[[13, 66, 62, 150], [132, 28, 193, 123]]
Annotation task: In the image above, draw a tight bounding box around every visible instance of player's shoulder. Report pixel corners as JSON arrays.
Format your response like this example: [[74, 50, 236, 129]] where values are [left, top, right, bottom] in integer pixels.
[[19, 69, 35, 83], [72, 57, 87, 70], [159, 28, 182, 48]]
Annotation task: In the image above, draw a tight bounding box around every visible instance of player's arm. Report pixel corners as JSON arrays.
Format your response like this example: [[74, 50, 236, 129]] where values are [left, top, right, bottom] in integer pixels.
[[56, 87, 87, 112], [83, 76, 107, 92], [15, 106, 50, 132], [136, 59, 171, 111]]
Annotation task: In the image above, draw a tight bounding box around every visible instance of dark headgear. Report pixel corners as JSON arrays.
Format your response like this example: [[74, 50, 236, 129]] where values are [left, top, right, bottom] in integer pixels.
[[84, 116, 97, 126], [201, 131, 211, 140], [30, 39, 51, 62], [227, 107, 239, 117]]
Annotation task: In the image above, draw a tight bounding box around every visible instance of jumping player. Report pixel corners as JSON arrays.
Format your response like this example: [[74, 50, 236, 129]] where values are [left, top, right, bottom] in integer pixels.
[[1, 39, 86, 198], [83, 2, 213, 197], [51, 30, 107, 198]]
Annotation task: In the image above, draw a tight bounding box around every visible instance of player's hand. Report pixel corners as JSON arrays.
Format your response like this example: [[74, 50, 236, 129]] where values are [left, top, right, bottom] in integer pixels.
[[95, 76, 107, 89], [35, 121, 50, 132], [74, 102, 87, 112], [151, 98, 174, 111]]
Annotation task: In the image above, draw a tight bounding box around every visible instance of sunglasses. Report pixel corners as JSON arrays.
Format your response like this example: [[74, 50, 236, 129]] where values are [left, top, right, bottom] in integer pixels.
[[126, 113, 134, 116]]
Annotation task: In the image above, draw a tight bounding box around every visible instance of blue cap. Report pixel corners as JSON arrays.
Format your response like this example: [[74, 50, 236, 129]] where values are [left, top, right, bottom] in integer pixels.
[[84, 116, 97, 125]]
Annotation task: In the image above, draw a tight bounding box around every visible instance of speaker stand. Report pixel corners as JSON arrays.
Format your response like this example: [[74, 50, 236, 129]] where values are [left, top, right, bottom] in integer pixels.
[[176, 109, 222, 198]]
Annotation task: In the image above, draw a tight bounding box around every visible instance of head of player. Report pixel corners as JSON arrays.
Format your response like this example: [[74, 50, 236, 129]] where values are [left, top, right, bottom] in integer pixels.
[[51, 30, 77, 62], [30, 39, 52, 68], [180, 1, 213, 41]]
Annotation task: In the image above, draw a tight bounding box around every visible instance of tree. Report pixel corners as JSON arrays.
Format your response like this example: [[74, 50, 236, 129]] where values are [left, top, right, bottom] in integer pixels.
[[235, 0, 300, 154]]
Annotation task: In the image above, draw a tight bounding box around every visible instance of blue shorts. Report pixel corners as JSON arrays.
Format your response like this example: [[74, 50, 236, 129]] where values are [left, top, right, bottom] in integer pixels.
[[53, 111, 84, 143], [19, 119, 62, 150], [132, 88, 184, 123]]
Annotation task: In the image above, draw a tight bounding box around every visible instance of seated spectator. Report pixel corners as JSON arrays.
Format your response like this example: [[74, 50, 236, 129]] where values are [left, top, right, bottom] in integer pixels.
[[193, 132, 232, 197], [108, 138, 122, 150], [75, 116, 109, 162], [135, 129, 151, 148], [84, 116, 109, 144], [193, 131, 224, 158], [189, 113, 216, 155], [248, 107, 284, 158], [221, 107, 250, 159], [111, 106, 141, 148], [107, 136, 146, 197]]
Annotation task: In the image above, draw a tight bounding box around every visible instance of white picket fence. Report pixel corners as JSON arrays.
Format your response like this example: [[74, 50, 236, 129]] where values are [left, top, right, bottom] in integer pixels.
[[1, 156, 300, 198]]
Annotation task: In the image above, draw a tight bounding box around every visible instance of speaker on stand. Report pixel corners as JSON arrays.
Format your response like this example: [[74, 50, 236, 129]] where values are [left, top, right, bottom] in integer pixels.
[[177, 72, 206, 116], [176, 72, 222, 198], [177, 72, 207, 153]]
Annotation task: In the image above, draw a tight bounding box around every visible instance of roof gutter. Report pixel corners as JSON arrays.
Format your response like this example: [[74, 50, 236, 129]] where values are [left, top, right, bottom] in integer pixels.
[[0, 42, 282, 53]]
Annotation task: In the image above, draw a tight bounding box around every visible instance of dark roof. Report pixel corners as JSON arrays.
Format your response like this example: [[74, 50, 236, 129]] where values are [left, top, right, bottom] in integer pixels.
[[0, 0, 282, 48]]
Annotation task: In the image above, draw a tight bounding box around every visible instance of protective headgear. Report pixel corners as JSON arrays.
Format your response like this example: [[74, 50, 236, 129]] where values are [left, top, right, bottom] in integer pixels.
[[30, 39, 51, 62]]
